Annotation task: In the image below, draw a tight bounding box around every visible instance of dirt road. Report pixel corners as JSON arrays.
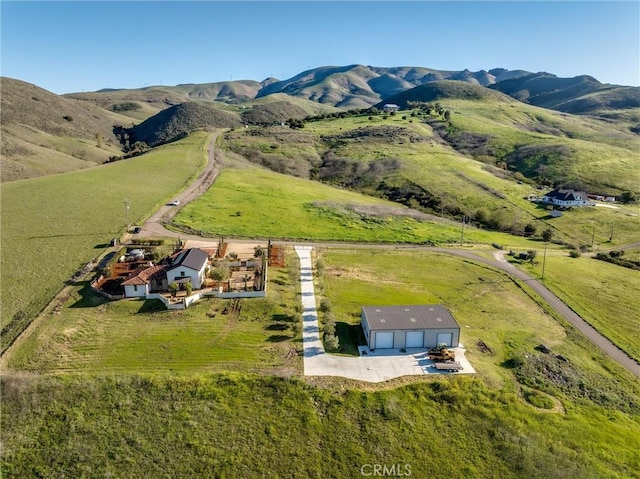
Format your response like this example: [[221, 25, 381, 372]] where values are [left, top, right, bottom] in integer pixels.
[[139, 131, 220, 237]]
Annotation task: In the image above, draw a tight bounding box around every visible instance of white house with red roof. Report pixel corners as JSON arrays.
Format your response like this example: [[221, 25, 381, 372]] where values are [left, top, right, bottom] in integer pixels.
[[122, 265, 168, 298]]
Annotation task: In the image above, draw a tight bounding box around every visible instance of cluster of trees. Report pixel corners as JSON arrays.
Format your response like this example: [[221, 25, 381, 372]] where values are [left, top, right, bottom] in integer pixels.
[[595, 250, 640, 270]]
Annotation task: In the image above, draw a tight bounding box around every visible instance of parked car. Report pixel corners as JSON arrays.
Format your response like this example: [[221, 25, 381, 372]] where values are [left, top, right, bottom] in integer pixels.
[[168, 200, 180, 206]]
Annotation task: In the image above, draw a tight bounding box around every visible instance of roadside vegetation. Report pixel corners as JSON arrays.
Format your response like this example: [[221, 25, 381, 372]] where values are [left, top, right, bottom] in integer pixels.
[[518, 254, 640, 362], [0, 132, 209, 351]]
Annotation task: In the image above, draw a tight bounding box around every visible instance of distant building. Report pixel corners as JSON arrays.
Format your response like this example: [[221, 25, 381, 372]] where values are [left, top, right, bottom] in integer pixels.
[[383, 104, 400, 113], [541, 188, 592, 207]]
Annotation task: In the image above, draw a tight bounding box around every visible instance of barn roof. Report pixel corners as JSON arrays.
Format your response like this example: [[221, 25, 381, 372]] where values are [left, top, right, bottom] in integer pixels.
[[362, 305, 459, 331]]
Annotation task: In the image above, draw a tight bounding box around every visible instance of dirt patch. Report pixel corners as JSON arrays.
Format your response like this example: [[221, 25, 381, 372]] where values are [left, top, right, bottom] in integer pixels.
[[321, 125, 427, 144], [476, 340, 493, 354], [314, 201, 445, 223]]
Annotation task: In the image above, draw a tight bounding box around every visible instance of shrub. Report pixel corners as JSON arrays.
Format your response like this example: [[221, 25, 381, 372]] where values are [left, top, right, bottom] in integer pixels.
[[169, 282, 178, 297], [569, 250, 581, 258], [319, 298, 332, 313], [524, 223, 537, 237], [185, 283, 193, 296]]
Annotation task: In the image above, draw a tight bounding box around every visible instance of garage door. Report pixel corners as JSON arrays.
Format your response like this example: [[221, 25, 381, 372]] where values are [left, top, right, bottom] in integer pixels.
[[405, 331, 424, 348], [375, 332, 394, 349], [436, 333, 453, 347]]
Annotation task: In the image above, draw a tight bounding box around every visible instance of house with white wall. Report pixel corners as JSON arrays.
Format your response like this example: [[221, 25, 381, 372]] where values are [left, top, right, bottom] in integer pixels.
[[166, 248, 209, 289], [541, 188, 592, 207]]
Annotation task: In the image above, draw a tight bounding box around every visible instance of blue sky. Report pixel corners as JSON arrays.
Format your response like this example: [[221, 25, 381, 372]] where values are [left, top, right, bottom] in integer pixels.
[[2, 1, 638, 94]]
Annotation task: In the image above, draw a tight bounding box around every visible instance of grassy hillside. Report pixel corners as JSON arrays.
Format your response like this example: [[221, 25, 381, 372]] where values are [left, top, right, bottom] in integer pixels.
[[0, 132, 209, 351], [129, 102, 242, 147], [217, 113, 640, 248], [489, 72, 640, 114], [171, 163, 541, 247], [0, 78, 132, 182], [3, 372, 638, 479], [240, 100, 308, 124]]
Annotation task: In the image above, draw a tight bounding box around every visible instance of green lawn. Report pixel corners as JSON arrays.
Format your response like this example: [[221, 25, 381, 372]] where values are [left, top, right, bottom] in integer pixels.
[[0, 132, 209, 350], [519, 254, 640, 362], [7, 266, 302, 374]]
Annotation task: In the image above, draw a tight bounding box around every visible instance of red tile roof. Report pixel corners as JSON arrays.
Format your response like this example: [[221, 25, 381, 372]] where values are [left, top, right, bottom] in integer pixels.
[[122, 265, 166, 286]]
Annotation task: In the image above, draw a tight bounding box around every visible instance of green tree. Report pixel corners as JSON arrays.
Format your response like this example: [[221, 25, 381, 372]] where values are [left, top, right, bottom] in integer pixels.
[[527, 250, 537, 263], [620, 191, 637, 204], [542, 227, 554, 243], [185, 282, 192, 296], [444, 110, 451, 121], [524, 223, 537, 237], [169, 282, 178, 297]]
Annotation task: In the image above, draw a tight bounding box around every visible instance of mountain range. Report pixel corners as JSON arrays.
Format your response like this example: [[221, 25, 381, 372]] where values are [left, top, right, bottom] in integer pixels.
[[1, 64, 639, 183]]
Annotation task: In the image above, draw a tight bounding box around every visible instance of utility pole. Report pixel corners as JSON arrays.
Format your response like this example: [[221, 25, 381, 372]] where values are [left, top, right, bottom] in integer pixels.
[[591, 224, 595, 247], [610, 224, 614, 242], [123, 197, 130, 229], [542, 241, 548, 280], [460, 215, 467, 246]]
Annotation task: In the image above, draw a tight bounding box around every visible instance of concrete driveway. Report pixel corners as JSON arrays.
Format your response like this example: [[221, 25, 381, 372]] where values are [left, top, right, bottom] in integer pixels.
[[295, 246, 475, 383]]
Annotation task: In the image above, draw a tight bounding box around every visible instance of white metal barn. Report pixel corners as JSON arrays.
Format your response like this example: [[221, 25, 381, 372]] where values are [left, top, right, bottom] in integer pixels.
[[361, 305, 460, 350]]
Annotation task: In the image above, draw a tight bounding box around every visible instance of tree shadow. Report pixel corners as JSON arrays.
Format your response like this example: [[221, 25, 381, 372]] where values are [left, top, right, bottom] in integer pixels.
[[334, 322, 365, 356], [267, 334, 291, 342], [265, 323, 288, 331], [272, 313, 294, 322]]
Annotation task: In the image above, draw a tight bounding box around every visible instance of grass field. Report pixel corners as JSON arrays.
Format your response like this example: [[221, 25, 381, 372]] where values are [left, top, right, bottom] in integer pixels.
[[6, 266, 302, 374], [172, 164, 545, 248], [0, 132, 210, 351], [518, 254, 640, 362], [2, 373, 639, 478], [219, 114, 640, 248]]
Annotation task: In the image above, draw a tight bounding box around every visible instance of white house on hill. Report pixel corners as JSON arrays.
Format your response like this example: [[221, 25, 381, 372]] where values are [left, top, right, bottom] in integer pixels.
[[383, 104, 400, 113], [166, 248, 209, 289], [541, 188, 592, 207]]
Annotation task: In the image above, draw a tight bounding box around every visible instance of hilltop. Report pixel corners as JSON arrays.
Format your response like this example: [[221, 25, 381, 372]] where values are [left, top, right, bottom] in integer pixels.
[[128, 102, 242, 147], [489, 72, 640, 114], [374, 80, 515, 109]]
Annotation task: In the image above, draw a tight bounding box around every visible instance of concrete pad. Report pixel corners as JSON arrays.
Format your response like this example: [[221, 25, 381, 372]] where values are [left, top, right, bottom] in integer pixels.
[[295, 246, 475, 383]]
